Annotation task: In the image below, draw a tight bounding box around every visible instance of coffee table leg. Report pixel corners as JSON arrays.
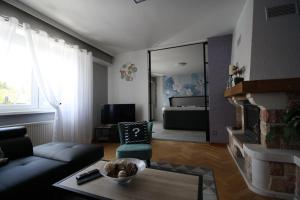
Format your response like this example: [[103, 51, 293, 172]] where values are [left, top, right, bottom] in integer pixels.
[[146, 160, 151, 167]]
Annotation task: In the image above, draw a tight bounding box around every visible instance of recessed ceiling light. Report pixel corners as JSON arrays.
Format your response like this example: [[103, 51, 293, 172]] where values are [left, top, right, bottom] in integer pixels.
[[133, 0, 147, 4]]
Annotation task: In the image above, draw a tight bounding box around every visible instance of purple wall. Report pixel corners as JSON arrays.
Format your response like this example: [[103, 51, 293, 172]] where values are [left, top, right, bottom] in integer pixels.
[[208, 34, 235, 143]]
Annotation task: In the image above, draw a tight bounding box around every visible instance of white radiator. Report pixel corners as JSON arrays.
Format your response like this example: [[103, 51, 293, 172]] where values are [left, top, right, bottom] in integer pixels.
[[25, 121, 54, 146]]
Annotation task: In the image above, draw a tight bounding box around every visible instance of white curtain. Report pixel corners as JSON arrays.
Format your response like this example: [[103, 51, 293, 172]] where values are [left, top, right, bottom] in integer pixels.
[[0, 17, 18, 57], [0, 16, 93, 143]]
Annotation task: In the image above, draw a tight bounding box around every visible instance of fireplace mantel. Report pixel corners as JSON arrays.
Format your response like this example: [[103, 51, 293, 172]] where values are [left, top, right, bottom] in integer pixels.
[[224, 78, 300, 98]]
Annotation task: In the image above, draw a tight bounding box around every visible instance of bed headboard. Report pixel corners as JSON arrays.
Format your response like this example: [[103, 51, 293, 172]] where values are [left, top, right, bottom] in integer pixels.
[[169, 96, 208, 107]]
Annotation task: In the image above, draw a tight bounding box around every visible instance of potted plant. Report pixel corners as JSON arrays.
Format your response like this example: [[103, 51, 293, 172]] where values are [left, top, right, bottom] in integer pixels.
[[282, 107, 300, 147], [265, 128, 281, 148], [232, 66, 245, 85], [265, 108, 300, 149]]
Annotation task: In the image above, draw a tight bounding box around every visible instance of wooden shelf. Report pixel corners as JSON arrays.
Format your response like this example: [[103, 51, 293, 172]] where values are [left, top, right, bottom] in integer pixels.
[[224, 78, 300, 97]]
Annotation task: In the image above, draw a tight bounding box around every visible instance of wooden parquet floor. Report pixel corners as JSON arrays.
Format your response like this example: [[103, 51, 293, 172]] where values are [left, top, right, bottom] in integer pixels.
[[102, 140, 275, 200]]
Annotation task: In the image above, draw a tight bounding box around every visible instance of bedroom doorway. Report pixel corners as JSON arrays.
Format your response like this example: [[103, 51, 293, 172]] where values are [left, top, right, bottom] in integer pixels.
[[148, 42, 209, 143]]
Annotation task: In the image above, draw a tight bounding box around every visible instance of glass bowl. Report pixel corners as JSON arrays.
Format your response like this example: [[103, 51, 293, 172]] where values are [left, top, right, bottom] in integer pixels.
[[100, 158, 146, 184]]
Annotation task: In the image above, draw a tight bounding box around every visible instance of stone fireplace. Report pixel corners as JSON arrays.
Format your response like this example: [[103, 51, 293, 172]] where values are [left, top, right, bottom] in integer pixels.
[[225, 78, 300, 199], [243, 101, 260, 144]]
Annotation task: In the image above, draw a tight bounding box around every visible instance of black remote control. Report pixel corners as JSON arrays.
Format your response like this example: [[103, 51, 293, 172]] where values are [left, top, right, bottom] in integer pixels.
[[76, 169, 100, 180], [76, 169, 102, 185], [76, 172, 102, 185]]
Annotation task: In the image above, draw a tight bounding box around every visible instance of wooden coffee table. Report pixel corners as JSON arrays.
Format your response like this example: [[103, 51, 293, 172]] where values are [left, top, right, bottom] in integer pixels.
[[53, 160, 202, 200]]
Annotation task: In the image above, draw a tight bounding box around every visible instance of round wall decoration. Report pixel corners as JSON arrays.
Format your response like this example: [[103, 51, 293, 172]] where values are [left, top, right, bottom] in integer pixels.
[[120, 63, 137, 81]]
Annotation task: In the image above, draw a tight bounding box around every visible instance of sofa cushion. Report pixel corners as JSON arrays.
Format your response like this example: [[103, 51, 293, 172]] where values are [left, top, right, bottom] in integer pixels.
[[116, 144, 152, 160], [119, 121, 150, 144], [0, 137, 33, 160], [0, 156, 66, 194], [34, 142, 103, 165]]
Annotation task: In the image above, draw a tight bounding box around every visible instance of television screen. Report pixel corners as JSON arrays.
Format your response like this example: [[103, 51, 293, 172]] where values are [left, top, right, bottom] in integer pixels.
[[101, 104, 135, 124]]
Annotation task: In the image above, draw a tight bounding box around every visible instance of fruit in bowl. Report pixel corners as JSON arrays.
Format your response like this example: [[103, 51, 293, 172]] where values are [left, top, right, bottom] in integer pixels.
[[100, 158, 146, 183]]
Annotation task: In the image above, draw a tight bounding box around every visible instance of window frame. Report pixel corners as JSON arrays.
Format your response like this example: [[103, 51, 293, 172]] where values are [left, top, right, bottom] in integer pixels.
[[0, 74, 52, 113], [0, 26, 54, 114]]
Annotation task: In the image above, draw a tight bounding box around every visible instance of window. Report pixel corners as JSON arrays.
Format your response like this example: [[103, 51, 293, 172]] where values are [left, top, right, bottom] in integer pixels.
[[0, 26, 51, 112]]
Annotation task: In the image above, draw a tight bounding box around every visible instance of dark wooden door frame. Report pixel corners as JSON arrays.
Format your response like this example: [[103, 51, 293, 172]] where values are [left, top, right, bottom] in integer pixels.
[[203, 42, 210, 142], [148, 41, 210, 142]]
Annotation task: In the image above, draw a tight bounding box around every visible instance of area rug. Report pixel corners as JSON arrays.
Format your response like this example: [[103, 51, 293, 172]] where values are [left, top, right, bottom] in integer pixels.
[[151, 161, 218, 200]]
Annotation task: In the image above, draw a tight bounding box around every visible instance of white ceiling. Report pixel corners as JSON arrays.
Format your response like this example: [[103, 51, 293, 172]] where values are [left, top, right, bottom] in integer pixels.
[[18, 0, 246, 55], [151, 44, 204, 76]]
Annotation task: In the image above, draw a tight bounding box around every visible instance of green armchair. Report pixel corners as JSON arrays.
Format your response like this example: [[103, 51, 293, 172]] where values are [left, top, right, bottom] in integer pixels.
[[116, 121, 153, 167]]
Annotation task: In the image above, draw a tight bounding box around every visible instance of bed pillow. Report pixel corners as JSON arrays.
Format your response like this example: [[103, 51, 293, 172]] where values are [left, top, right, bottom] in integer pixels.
[[120, 121, 150, 144]]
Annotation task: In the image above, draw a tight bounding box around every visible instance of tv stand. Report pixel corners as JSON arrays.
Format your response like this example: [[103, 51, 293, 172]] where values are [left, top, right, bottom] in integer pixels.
[[93, 124, 119, 143]]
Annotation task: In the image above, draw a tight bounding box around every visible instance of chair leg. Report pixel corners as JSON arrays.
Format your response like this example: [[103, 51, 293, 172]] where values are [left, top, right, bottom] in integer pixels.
[[146, 160, 151, 167]]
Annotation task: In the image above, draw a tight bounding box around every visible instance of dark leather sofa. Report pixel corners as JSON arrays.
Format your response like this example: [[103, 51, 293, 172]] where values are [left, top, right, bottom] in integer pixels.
[[0, 126, 104, 199]]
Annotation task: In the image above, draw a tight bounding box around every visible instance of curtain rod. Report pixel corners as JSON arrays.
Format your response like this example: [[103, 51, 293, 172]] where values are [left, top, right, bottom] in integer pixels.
[[0, 15, 90, 53]]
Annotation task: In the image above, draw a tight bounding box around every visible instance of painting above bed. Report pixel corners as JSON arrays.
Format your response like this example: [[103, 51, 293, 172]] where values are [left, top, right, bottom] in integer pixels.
[[163, 73, 205, 105]]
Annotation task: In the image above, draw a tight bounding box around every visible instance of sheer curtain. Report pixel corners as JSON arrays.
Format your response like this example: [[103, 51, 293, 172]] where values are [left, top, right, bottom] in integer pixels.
[[0, 17, 18, 57], [0, 16, 93, 143], [24, 27, 93, 143]]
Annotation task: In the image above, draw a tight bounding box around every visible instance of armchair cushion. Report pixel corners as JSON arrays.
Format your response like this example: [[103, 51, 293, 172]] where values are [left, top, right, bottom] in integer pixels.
[[119, 121, 150, 144], [116, 144, 152, 160]]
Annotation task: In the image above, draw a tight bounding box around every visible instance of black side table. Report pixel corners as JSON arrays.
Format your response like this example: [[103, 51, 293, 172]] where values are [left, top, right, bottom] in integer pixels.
[[93, 124, 119, 142]]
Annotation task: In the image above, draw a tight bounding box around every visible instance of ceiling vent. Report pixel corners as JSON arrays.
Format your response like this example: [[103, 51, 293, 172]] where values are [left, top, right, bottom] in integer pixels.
[[266, 2, 299, 19], [133, 0, 146, 4]]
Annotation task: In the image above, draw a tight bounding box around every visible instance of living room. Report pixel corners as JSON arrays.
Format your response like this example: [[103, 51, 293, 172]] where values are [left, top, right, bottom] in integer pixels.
[[0, 0, 300, 200]]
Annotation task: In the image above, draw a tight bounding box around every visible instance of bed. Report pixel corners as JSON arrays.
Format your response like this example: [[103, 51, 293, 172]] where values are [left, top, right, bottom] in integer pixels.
[[162, 96, 209, 131]]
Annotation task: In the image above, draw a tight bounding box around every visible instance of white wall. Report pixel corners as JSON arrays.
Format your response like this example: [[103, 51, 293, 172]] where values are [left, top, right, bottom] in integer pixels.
[[108, 50, 149, 121], [208, 35, 234, 143], [232, 0, 300, 81], [231, 0, 254, 80], [250, 0, 300, 80], [93, 62, 108, 127]]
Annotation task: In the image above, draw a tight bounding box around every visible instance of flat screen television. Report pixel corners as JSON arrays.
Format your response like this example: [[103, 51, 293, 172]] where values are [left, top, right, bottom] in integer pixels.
[[101, 104, 135, 124]]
